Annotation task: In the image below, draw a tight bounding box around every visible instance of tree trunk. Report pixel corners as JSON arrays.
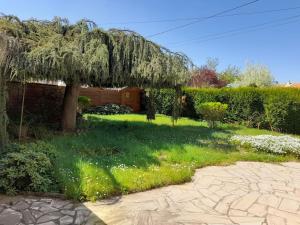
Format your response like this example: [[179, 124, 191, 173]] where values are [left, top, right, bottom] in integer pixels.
[[61, 83, 80, 132], [0, 72, 8, 149], [146, 88, 156, 121], [18, 74, 26, 141]]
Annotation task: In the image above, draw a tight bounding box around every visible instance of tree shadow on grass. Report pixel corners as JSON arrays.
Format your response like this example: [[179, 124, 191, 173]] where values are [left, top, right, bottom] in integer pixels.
[[54, 116, 239, 201]]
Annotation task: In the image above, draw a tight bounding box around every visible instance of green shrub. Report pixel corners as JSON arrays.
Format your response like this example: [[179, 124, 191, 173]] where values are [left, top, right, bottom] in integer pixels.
[[265, 95, 300, 133], [152, 87, 300, 134], [0, 141, 57, 195], [195, 102, 228, 128], [152, 89, 176, 115], [85, 104, 133, 115], [184, 88, 221, 118]]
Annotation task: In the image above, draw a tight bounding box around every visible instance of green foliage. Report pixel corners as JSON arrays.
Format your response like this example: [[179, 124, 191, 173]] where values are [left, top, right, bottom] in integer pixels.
[[195, 102, 228, 128], [264, 95, 300, 133], [152, 87, 300, 134], [0, 33, 23, 150], [219, 65, 241, 85], [0, 15, 192, 140], [0, 141, 57, 194], [152, 89, 176, 115], [0, 16, 192, 87], [86, 104, 132, 115], [185, 87, 300, 133], [29, 125, 55, 140], [226, 88, 264, 126], [78, 96, 91, 112], [146, 88, 182, 124]]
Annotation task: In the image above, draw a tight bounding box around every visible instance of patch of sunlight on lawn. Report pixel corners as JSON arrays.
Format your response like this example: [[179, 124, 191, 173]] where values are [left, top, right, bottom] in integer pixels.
[[52, 114, 298, 200]]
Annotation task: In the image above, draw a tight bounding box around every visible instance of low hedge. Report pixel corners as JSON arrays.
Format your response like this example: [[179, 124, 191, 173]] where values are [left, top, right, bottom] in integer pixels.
[[152, 87, 300, 134], [85, 104, 133, 115]]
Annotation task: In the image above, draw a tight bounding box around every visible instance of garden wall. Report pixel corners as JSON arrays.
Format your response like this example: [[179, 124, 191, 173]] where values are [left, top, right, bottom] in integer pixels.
[[7, 82, 142, 123]]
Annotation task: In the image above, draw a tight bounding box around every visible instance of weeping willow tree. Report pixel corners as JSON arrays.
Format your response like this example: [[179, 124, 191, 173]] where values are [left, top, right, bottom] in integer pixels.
[[0, 15, 193, 133]]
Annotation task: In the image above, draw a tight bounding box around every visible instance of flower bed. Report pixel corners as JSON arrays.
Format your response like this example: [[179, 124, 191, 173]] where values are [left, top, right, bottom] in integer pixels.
[[231, 135, 300, 155]]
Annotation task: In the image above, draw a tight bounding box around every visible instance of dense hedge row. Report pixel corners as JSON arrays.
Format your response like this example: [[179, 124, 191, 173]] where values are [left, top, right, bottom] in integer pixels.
[[152, 87, 300, 134]]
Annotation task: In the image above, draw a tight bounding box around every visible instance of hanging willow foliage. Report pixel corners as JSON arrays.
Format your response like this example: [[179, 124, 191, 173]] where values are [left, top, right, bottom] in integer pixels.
[[0, 16, 193, 86], [0, 15, 194, 133]]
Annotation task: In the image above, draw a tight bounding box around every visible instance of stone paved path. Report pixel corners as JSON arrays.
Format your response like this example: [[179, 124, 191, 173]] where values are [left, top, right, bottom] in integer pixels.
[[0, 196, 105, 225], [2, 162, 300, 225], [84, 162, 300, 225]]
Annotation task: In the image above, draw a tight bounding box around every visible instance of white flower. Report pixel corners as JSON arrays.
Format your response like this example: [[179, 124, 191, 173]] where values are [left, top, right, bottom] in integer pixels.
[[230, 135, 300, 155]]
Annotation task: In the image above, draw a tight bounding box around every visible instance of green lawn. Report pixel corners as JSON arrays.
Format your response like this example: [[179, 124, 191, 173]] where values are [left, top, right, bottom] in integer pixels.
[[50, 114, 297, 201]]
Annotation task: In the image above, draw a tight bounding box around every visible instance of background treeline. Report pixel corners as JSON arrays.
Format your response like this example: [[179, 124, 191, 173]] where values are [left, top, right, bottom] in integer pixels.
[[150, 87, 300, 134]]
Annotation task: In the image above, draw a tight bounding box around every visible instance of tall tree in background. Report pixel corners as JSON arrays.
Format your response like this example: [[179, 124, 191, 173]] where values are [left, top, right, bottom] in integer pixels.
[[219, 65, 241, 85], [188, 67, 223, 87], [205, 57, 219, 71], [234, 63, 275, 87], [188, 58, 225, 88]]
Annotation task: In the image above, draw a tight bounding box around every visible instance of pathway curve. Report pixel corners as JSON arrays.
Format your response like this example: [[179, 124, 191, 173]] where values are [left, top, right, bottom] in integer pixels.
[[2, 162, 300, 225], [84, 162, 300, 225]]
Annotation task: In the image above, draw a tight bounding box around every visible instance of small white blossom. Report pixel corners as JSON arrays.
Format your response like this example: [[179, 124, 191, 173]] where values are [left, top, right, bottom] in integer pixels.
[[230, 135, 300, 155]]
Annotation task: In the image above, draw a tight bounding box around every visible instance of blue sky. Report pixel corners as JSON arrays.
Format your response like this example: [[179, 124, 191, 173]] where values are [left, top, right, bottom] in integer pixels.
[[1, 0, 299, 83]]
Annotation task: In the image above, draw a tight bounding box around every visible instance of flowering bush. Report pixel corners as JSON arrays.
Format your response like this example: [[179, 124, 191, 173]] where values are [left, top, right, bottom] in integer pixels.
[[231, 135, 300, 155]]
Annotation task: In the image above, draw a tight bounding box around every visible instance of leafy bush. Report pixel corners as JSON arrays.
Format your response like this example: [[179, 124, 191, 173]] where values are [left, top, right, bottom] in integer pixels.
[[0, 141, 57, 194], [231, 135, 300, 156], [85, 104, 133, 115], [195, 102, 228, 128]]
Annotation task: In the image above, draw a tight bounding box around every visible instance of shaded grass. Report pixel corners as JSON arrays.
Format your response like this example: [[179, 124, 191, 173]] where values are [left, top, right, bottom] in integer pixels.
[[50, 114, 297, 201]]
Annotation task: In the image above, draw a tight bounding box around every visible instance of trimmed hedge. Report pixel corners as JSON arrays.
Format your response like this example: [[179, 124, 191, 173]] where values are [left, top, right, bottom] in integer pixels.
[[152, 87, 300, 134]]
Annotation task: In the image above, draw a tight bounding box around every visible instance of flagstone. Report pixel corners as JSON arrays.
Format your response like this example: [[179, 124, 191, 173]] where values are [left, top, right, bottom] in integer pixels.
[[2, 162, 300, 224], [279, 198, 300, 213], [247, 203, 267, 217], [231, 192, 260, 211]]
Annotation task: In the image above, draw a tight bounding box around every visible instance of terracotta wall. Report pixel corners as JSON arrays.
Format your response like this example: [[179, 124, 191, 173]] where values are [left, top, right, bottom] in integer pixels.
[[79, 87, 142, 112], [7, 82, 142, 122]]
